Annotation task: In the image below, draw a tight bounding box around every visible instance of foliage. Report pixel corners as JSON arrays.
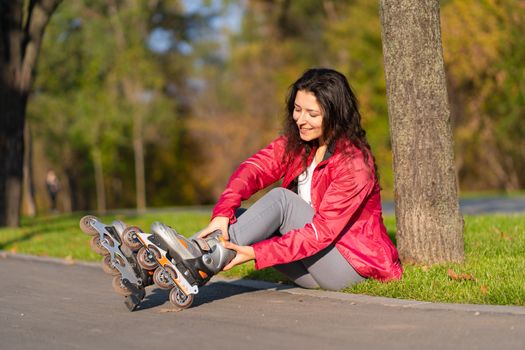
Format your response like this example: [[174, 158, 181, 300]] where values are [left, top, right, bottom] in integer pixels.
[[322, 0, 392, 192], [28, 0, 211, 211], [442, 0, 525, 191], [24, 0, 525, 213], [190, 0, 394, 198]]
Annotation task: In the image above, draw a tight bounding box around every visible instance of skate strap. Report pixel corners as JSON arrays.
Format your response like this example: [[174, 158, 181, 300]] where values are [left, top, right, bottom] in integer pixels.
[[194, 238, 211, 252]]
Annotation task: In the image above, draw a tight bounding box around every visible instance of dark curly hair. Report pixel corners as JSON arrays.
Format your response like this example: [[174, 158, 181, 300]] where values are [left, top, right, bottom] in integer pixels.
[[283, 68, 377, 174]]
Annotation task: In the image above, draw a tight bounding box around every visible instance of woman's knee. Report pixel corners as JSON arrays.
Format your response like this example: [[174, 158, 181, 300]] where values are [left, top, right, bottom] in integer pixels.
[[266, 187, 288, 200], [266, 187, 300, 206]]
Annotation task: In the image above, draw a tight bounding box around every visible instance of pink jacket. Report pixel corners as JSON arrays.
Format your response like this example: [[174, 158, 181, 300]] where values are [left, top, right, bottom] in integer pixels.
[[212, 136, 402, 281]]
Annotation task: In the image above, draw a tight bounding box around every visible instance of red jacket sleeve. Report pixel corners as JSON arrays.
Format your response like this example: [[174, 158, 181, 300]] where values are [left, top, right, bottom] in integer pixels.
[[212, 136, 288, 223], [252, 153, 376, 269]]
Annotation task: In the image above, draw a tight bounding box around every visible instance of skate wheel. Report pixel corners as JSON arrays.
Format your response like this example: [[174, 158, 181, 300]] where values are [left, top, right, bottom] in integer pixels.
[[153, 268, 172, 289], [102, 254, 124, 276], [169, 287, 194, 310], [121, 226, 143, 251], [112, 276, 132, 296], [137, 247, 159, 270], [80, 215, 99, 236], [90, 236, 109, 256]]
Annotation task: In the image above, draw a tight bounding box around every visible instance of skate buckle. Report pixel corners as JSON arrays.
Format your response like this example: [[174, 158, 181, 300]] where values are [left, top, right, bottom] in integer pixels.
[[194, 238, 211, 252]]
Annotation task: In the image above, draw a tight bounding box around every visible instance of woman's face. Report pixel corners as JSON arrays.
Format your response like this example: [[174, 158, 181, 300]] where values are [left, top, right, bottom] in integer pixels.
[[293, 90, 325, 143]]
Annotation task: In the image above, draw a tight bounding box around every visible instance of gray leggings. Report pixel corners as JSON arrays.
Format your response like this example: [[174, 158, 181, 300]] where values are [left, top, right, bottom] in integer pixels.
[[227, 187, 365, 291]]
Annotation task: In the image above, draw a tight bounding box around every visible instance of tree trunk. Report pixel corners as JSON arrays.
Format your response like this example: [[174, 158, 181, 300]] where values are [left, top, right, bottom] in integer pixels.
[[109, 1, 147, 213], [133, 112, 146, 213], [64, 167, 76, 212], [379, 0, 464, 264], [23, 122, 36, 217], [92, 147, 106, 215], [0, 72, 26, 227], [0, 0, 61, 227]]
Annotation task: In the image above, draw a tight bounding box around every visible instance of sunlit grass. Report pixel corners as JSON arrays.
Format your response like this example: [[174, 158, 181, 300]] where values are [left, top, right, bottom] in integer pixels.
[[1, 211, 523, 306], [345, 214, 525, 305]]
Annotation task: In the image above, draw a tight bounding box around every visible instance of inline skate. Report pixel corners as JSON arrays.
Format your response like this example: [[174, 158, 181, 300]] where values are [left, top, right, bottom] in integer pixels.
[[133, 222, 236, 310], [79, 216, 152, 311], [80, 216, 236, 311]]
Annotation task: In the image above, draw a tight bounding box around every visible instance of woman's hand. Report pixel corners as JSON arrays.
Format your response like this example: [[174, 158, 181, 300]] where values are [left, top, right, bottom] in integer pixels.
[[222, 241, 255, 270], [197, 216, 230, 240]]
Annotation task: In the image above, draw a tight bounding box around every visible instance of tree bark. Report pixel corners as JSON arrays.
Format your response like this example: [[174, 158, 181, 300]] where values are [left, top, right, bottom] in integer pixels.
[[92, 147, 106, 215], [64, 164, 80, 212], [133, 111, 146, 213], [22, 122, 36, 216], [0, 0, 61, 227], [379, 0, 464, 264], [109, 0, 147, 213]]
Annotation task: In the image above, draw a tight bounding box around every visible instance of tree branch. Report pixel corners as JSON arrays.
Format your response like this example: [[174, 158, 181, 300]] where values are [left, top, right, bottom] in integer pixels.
[[0, 0, 23, 66], [20, 0, 61, 92]]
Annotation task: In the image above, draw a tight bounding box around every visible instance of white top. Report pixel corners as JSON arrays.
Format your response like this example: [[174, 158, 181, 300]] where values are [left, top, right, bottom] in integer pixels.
[[297, 158, 318, 206]]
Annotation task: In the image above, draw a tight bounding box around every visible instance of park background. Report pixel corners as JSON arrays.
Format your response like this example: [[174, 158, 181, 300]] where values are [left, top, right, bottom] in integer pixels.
[[22, 0, 525, 215], [1, 0, 524, 306]]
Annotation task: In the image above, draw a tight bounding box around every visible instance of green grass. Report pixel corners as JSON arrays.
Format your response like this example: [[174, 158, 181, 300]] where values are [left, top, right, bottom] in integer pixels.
[[1, 211, 524, 306]]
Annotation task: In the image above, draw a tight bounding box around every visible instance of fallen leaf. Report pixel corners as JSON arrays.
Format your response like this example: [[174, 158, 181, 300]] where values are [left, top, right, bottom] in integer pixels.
[[480, 285, 489, 295], [159, 308, 182, 313], [493, 227, 513, 241], [447, 269, 476, 281], [64, 255, 75, 265]]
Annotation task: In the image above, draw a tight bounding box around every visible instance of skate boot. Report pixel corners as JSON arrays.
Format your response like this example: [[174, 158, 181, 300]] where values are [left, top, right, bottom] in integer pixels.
[[79, 215, 152, 311], [134, 222, 235, 310]]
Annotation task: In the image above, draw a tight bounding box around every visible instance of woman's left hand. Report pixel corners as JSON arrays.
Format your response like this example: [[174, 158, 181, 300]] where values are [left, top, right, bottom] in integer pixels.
[[222, 241, 255, 270]]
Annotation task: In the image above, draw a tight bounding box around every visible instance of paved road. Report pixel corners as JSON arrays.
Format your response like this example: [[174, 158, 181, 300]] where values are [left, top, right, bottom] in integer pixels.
[[1, 254, 524, 350], [381, 196, 525, 215]]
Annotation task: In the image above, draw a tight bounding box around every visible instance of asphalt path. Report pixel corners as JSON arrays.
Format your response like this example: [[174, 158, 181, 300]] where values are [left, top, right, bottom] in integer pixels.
[[381, 196, 525, 215], [1, 254, 524, 350]]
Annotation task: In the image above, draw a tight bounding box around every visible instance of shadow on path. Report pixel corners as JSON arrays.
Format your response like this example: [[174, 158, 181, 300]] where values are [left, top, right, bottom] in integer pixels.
[[133, 281, 261, 311]]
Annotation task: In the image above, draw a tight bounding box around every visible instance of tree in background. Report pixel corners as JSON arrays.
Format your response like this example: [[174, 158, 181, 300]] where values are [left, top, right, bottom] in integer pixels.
[[0, 0, 61, 227], [188, 0, 400, 201], [323, 0, 393, 191], [18, 0, 525, 217], [29, 2, 131, 214], [28, 0, 208, 213], [442, 0, 525, 191], [187, 0, 293, 198], [380, 0, 464, 264], [199, 0, 525, 199]]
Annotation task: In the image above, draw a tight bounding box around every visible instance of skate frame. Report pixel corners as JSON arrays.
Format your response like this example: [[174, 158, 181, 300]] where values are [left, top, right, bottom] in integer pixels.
[[90, 219, 143, 286], [135, 232, 199, 298]]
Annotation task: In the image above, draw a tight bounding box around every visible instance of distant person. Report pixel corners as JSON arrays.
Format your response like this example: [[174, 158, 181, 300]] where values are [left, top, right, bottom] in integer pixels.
[[46, 170, 60, 212]]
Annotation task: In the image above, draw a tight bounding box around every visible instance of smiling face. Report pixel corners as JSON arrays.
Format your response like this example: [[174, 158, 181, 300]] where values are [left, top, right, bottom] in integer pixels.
[[293, 90, 325, 144]]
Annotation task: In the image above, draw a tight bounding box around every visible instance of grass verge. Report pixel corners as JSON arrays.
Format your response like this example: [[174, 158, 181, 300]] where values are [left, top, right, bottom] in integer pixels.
[[0, 211, 523, 306]]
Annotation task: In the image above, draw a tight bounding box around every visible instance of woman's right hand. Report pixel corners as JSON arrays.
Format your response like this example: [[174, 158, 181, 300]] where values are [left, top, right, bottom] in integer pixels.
[[197, 216, 231, 241]]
